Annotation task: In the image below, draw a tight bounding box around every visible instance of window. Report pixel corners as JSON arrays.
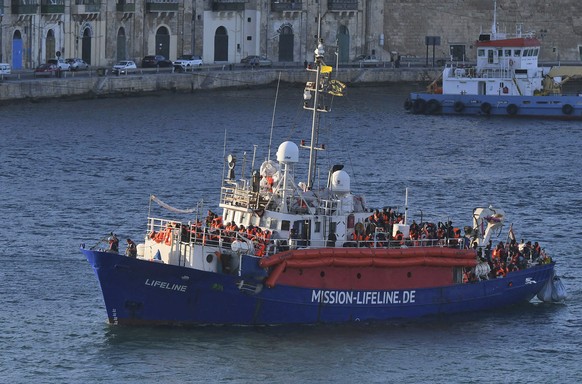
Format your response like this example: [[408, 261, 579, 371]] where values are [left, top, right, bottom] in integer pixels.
[[478, 49, 485, 57], [505, 49, 512, 57], [514, 49, 521, 56], [281, 220, 290, 231]]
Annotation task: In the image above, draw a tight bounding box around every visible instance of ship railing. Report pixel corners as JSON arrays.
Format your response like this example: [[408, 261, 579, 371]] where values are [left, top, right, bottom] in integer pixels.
[[147, 217, 184, 237], [287, 235, 467, 250], [478, 68, 513, 80]]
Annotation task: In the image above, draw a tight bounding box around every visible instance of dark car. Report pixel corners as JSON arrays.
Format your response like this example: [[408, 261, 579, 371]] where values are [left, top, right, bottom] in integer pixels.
[[141, 55, 173, 68], [34, 63, 58, 77]]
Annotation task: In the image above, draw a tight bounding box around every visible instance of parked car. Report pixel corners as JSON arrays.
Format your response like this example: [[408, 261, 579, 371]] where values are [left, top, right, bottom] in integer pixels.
[[141, 55, 173, 68], [173, 55, 203, 72], [0, 63, 11, 76], [353, 55, 380, 67], [240, 55, 260, 65], [47, 58, 71, 71], [111, 60, 137, 75], [34, 63, 59, 77], [243, 55, 272, 67], [66, 58, 89, 71]]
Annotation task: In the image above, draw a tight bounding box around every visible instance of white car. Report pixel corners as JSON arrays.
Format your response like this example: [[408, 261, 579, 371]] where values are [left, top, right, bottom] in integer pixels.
[[112, 60, 137, 75], [173, 55, 203, 72], [66, 58, 90, 71], [48, 58, 71, 71]]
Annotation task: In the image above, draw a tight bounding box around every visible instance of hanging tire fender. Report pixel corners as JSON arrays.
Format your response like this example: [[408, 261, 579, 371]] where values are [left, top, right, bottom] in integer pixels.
[[426, 99, 441, 114], [506, 103, 518, 116], [562, 104, 574, 115], [412, 99, 427, 114], [453, 101, 465, 113], [481, 102, 492, 114]]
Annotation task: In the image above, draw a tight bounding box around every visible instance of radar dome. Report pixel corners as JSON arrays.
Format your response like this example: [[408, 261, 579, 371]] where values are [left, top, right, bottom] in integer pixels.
[[276, 141, 299, 164], [330, 170, 350, 194]]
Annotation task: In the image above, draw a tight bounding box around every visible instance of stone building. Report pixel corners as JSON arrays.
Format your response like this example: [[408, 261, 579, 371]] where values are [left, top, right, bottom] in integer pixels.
[[0, 0, 580, 69]]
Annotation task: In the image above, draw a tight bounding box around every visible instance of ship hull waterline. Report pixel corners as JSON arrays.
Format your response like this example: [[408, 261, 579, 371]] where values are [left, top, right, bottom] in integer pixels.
[[83, 249, 555, 326]]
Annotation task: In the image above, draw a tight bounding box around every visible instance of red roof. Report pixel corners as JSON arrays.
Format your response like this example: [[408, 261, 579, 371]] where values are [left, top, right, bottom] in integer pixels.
[[475, 37, 541, 48]]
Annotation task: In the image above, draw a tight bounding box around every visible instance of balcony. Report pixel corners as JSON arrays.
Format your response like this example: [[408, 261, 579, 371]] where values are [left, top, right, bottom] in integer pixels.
[[71, 0, 99, 21], [11, 0, 39, 14], [146, 0, 178, 12], [116, 1, 135, 12], [271, 1, 302, 12], [328, 0, 358, 11], [212, 0, 245, 12], [41, 0, 64, 14]]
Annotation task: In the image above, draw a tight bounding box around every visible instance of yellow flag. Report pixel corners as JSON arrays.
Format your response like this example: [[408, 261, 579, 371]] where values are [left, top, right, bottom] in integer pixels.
[[321, 65, 333, 74]]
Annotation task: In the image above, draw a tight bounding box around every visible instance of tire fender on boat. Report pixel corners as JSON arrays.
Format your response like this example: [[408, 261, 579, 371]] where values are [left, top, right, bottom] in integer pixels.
[[480, 102, 492, 114], [453, 101, 465, 113], [404, 98, 413, 110], [562, 104, 574, 115], [506, 103, 518, 116], [427, 99, 441, 114], [412, 99, 427, 114]]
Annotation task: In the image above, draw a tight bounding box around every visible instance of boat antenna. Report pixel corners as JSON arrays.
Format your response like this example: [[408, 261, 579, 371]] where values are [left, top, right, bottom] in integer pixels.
[[404, 188, 409, 225], [268, 72, 282, 161], [222, 129, 227, 181], [492, 0, 497, 38]]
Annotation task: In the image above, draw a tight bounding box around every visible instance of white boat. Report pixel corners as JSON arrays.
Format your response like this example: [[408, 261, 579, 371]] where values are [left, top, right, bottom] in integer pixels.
[[405, 0, 582, 118]]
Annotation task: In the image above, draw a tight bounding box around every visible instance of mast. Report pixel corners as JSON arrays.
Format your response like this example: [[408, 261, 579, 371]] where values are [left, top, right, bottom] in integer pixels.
[[306, 40, 325, 190]]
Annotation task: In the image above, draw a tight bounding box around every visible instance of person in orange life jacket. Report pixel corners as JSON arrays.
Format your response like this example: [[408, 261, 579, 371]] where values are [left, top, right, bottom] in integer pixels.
[[532, 241, 541, 260], [108, 233, 119, 253], [125, 238, 137, 258]]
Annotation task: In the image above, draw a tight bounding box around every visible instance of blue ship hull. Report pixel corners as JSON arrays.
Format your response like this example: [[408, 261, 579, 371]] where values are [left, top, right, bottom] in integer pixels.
[[406, 93, 582, 119], [83, 248, 555, 326]]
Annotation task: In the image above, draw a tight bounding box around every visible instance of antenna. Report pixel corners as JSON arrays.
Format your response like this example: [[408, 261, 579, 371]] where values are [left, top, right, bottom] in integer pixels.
[[492, 0, 497, 37], [267, 72, 282, 161]]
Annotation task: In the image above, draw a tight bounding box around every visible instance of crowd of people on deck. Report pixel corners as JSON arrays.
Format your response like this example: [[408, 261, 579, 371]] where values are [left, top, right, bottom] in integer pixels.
[[149, 210, 275, 257], [353, 207, 465, 247], [464, 238, 552, 282]]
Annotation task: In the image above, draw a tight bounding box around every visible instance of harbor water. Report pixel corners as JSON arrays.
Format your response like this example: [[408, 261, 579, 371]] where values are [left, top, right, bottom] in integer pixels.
[[1, 84, 581, 383]]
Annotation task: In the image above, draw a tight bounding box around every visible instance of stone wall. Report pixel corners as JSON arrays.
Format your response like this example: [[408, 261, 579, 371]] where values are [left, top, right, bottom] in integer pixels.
[[0, 68, 438, 102], [384, 0, 582, 62]]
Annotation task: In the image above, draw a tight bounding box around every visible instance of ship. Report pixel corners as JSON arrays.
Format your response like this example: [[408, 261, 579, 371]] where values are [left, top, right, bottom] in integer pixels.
[[404, 1, 582, 119], [82, 37, 565, 326]]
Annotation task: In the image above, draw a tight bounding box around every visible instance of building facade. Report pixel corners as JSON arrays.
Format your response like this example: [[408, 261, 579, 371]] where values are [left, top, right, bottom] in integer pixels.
[[0, 0, 580, 69]]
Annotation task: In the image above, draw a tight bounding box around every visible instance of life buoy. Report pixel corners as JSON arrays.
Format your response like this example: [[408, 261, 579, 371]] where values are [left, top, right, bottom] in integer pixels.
[[509, 59, 514, 67], [412, 99, 427, 114], [427, 99, 441, 114], [562, 104, 574, 115], [480, 102, 492, 114], [506, 103, 518, 116], [453, 101, 465, 113]]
